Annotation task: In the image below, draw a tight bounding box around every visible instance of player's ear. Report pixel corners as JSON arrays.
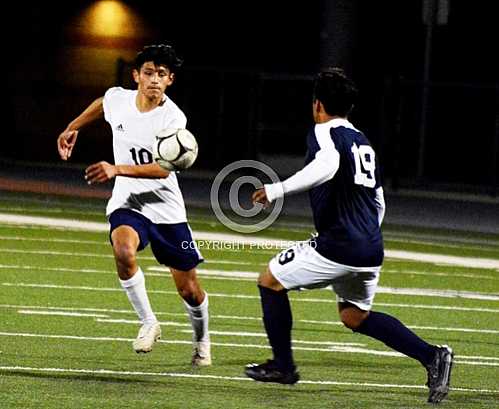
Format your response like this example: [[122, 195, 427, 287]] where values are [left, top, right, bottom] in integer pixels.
[[132, 69, 140, 84], [167, 72, 175, 86], [312, 99, 321, 113], [316, 100, 326, 113]]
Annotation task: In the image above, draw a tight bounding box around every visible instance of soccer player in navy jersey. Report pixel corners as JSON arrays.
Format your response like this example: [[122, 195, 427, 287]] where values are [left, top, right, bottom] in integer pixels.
[[245, 68, 453, 404]]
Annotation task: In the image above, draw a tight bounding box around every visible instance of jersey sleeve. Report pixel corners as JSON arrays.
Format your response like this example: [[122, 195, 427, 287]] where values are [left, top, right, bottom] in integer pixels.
[[103, 87, 125, 124], [374, 153, 383, 189], [264, 124, 340, 202], [170, 111, 187, 129]]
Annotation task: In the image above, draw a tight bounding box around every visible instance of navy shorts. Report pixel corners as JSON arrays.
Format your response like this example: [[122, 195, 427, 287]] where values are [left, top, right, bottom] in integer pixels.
[[109, 209, 203, 271]]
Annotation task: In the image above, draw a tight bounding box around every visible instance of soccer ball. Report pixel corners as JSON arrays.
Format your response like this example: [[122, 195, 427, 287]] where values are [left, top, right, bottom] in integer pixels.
[[153, 128, 198, 171]]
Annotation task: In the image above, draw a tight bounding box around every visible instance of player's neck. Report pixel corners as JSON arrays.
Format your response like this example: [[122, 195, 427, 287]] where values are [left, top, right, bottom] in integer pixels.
[[135, 93, 164, 113], [317, 114, 345, 124]]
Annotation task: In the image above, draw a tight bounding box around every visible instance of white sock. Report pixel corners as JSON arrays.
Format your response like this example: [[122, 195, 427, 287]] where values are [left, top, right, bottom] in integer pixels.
[[183, 292, 210, 343], [119, 267, 157, 325]]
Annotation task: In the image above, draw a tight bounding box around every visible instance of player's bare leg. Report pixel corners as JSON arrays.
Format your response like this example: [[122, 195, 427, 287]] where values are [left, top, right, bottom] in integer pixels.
[[112, 226, 160, 353], [244, 267, 299, 384], [171, 267, 211, 366]]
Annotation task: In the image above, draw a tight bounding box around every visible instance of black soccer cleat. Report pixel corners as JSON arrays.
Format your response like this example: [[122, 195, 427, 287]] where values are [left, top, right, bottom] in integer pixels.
[[426, 345, 454, 404], [244, 360, 300, 385]]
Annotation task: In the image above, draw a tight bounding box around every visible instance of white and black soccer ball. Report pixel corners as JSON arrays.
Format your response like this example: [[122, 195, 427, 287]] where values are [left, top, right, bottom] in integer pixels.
[[153, 128, 198, 171]]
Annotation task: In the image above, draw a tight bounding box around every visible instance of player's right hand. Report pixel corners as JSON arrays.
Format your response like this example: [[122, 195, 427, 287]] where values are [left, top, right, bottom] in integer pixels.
[[252, 188, 270, 209], [57, 129, 79, 160]]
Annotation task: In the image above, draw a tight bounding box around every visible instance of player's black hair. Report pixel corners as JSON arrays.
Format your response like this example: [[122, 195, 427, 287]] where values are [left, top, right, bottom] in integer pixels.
[[134, 43, 184, 73], [313, 67, 358, 117]]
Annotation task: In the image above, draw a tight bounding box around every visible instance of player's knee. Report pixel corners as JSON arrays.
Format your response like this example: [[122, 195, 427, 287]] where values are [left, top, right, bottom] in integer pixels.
[[112, 242, 137, 266], [257, 269, 283, 291], [176, 281, 200, 304], [340, 308, 368, 330]]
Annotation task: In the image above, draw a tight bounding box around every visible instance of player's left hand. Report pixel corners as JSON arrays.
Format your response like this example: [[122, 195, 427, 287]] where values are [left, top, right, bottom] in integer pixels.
[[252, 188, 270, 208], [85, 161, 117, 184]]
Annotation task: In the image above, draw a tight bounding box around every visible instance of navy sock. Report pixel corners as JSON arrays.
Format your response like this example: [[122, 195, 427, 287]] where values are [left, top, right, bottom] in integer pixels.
[[355, 311, 436, 366], [258, 285, 295, 372]]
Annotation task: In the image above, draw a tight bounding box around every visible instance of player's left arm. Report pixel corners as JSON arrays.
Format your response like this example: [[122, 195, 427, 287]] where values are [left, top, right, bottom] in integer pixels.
[[84, 162, 169, 184], [374, 187, 385, 225], [372, 153, 385, 226]]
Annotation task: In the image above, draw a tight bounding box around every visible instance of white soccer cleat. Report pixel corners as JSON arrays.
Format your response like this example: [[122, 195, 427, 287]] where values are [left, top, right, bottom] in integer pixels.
[[192, 341, 212, 367], [133, 322, 161, 353]]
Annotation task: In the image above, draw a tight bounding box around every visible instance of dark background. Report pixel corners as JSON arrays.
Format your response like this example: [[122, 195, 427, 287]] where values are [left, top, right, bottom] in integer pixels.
[[4, 0, 498, 194]]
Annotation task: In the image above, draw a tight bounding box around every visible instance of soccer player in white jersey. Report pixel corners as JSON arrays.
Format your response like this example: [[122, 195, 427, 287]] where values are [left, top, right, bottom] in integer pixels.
[[244, 68, 453, 404], [56, 44, 211, 367]]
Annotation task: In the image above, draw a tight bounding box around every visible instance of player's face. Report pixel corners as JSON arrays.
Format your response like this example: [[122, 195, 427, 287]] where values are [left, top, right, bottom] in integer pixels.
[[134, 61, 174, 99]]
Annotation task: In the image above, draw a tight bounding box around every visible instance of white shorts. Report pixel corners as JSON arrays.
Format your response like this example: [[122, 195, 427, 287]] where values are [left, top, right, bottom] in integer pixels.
[[269, 241, 381, 311]]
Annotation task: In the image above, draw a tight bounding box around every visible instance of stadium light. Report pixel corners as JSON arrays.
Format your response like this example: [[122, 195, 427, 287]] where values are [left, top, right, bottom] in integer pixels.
[[84, 0, 137, 38]]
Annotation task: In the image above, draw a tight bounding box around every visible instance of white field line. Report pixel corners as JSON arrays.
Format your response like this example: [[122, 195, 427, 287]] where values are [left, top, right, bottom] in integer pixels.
[[155, 264, 497, 281], [198, 270, 256, 280], [3, 281, 499, 308], [0, 264, 118, 275], [150, 266, 259, 278], [10, 306, 362, 347], [93, 318, 364, 347], [1, 366, 499, 394], [0, 304, 175, 316], [10, 301, 499, 337], [0, 263, 256, 283], [17, 310, 108, 318], [0, 330, 392, 356], [375, 286, 499, 301], [0, 214, 109, 231], [386, 238, 499, 253], [1, 213, 498, 270], [0, 195, 104, 209], [3, 219, 498, 255], [1, 261, 496, 291], [0, 235, 108, 245], [382, 268, 496, 280], [384, 231, 499, 248], [1, 210, 498, 252], [0, 226, 264, 254], [178, 330, 365, 347], [96, 318, 191, 327], [0, 206, 102, 216], [0, 248, 120, 259], [1, 254, 498, 301], [5, 305, 499, 360], [370, 301, 499, 313], [0, 235, 495, 280], [0, 249, 261, 268], [6, 302, 497, 328], [3, 264, 499, 311], [0, 264, 256, 281], [0, 241, 254, 267], [0, 331, 497, 366], [385, 250, 499, 271]]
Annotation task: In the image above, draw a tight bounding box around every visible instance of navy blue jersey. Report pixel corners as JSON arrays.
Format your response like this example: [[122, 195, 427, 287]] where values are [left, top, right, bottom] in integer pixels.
[[307, 119, 384, 267]]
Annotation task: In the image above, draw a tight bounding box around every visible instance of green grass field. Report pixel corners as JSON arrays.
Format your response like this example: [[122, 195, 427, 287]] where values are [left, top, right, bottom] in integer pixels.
[[0, 191, 498, 408]]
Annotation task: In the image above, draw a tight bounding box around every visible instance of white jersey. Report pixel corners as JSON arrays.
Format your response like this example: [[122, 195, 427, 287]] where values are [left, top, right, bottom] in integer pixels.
[[103, 87, 188, 224]]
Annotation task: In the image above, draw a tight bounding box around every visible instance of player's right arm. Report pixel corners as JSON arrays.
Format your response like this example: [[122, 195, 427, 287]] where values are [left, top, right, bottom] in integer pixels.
[[57, 97, 104, 160], [258, 124, 340, 204]]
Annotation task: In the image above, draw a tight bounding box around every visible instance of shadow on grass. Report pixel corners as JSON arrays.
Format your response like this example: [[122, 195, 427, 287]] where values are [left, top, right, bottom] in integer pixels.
[[0, 370, 151, 385]]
